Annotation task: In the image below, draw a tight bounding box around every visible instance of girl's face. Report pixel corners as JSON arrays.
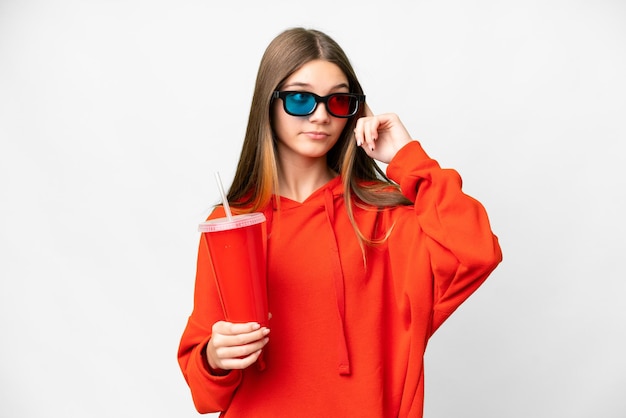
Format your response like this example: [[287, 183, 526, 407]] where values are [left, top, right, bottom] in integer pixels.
[[272, 59, 350, 167]]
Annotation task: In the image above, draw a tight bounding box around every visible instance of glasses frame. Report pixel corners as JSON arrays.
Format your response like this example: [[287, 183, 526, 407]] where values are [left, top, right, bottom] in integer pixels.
[[272, 91, 366, 118]]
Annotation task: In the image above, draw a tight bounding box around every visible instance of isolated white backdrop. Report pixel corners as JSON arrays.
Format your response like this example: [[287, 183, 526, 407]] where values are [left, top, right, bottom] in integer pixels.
[[1, 0, 625, 417]]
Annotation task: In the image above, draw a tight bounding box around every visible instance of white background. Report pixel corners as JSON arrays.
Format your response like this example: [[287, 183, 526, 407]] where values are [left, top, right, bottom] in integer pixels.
[[1, 0, 625, 417]]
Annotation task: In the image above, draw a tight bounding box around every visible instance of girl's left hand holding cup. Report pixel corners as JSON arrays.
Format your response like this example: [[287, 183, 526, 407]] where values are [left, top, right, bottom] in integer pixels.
[[354, 103, 414, 164]]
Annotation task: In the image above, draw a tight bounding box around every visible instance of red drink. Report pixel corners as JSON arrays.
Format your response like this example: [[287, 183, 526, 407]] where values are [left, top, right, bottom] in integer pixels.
[[199, 213, 268, 326]]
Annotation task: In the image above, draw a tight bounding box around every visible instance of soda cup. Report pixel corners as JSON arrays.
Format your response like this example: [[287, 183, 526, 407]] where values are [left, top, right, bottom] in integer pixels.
[[198, 213, 269, 327]]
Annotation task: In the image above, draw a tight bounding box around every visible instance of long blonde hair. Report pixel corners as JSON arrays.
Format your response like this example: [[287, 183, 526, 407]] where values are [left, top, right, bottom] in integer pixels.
[[227, 28, 411, 244]]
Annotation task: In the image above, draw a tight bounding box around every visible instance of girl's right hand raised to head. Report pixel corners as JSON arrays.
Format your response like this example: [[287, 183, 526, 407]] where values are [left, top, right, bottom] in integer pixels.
[[205, 321, 270, 372], [354, 103, 414, 164]]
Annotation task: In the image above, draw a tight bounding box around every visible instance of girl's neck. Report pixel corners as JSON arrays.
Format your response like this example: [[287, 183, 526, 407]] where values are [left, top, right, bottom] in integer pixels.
[[277, 158, 337, 203]]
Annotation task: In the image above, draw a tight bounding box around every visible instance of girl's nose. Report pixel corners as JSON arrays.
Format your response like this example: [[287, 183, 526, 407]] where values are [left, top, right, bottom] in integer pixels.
[[308, 102, 330, 123]]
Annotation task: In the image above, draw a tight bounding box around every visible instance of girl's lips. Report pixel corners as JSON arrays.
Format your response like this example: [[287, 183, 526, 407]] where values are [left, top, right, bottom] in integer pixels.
[[303, 131, 330, 140]]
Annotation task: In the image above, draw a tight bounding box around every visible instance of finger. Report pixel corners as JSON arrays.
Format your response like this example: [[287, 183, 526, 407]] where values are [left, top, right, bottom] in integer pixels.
[[215, 336, 269, 359], [212, 327, 270, 349], [218, 349, 264, 370], [353, 119, 364, 146], [354, 115, 375, 148], [206, 331, 267, 370], [361, 118, 379, 151], [213, 337, 269, 370], [213, 321, 260, 336]]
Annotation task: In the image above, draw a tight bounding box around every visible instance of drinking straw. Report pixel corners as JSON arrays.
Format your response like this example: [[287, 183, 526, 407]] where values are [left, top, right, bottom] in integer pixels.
[[214, 171, 233, 221]]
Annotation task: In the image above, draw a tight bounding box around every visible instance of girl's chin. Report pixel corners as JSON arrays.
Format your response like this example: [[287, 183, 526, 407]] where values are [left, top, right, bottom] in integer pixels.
[[277, 139, 339, 160]]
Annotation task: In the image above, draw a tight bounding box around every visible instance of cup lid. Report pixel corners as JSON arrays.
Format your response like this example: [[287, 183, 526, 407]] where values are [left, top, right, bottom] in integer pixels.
[[198, 212, 266, 232]]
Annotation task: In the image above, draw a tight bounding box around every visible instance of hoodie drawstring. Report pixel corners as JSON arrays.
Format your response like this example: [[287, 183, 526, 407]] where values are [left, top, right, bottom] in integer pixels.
[[324, 188, 351, 375]]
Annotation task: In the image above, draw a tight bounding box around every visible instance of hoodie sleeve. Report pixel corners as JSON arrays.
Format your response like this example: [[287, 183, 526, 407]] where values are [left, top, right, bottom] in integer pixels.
[[386, 141, 502, 333], [177, 209, 243, 413]]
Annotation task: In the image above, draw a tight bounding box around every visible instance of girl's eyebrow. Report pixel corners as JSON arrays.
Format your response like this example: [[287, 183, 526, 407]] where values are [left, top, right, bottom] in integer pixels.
[[281, 81, 350, 90]]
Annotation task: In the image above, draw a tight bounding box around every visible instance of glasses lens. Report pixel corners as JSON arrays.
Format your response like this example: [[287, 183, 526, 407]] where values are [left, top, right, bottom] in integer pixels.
[[328, 94, 357, 117], [284, 92, 316, 116]]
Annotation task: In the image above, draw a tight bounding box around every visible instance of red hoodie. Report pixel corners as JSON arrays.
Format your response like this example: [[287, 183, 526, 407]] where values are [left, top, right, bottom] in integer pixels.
[[178, 141, 502, 417]]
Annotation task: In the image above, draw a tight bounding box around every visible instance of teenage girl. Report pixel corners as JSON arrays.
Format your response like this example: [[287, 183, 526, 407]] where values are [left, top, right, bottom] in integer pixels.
[[178, 27, 502, 417]]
